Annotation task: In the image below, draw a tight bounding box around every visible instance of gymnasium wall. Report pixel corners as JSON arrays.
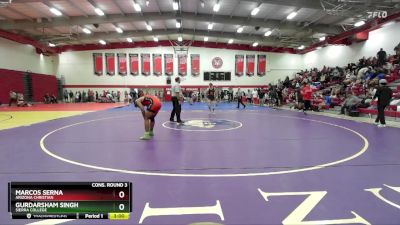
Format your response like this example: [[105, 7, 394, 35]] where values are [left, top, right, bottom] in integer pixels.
[[0, 37, 56, 75], [57, 47, 304, 88], [0, 37, 59, 103], [303, 21, 400, 69]]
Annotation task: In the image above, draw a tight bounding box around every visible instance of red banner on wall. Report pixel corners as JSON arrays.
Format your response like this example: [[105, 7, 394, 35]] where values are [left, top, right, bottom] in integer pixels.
[[257, 55, 266, 76], [191, 54, 200, 76], [141, 53, 151, 76], [164, 54, 174, 76], [105, 53, 115, 76], [129, 54, 139, 76], [178, 54, 187, 76], [118, 53, 127, 76], [93, 53, 103, 76], [235, 55, 244, 76], [153, 54, 162, 76], [246, 55, 255, 76]]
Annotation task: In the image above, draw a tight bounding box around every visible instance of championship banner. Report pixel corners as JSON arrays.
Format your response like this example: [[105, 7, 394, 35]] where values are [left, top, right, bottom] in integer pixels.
[[257, 55, 266, 76], [191, 54, 200, 76], [105, 53, 115, 76], [246, 55, 255, 76], [164, 54, 173, 76], [118, 53, 127, 76], [153, 54, 162, 76], [141, 53, 151, 76], [235, 55, 244, 76], [129, 54, 139, 76], [93, 53, 103, 76], [178, 54, 187, 76]]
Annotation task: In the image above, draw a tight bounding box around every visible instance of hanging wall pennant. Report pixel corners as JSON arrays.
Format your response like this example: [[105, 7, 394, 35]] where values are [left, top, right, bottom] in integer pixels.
[[235, 55, 244, 76], [118, 53, 127, 76], [191, 54, 200, 76], [178, 54, 187, 76], [257, 55, 267, 76], [93, 53, 103, 76], [153, 53, 162, 76], [141, 53, 151, 76], [105, 53, 115, 76], [129, 53, 139, 76], [164, 54, 174, 76], [246, 54, 255, 76]]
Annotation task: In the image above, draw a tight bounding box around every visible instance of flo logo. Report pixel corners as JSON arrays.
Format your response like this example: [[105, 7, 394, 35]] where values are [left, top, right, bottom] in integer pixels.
[[367, 11, 387, 18], [163, 119, 242, 131]]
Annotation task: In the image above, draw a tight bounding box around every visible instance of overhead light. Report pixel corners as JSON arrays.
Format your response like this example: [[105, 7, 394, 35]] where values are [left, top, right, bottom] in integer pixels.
[[146, 24, 152, 31], [99, 40, 106, 45], [228, 39, 234, 44], [251, 7, 260, 16], [115, 27, 123, 33], [50, 8, 62, 16], [252, 42, 258, 47], [237, 27, 243, 33], [287, 11, 297, 20], [319, 36, 326, 41], [82, 28, 92, 34], [94, 8, 105, 16], [204, 36, 208, 42], [176, 20, 181, 28], [48, 43, 55, 47], [264, 30, 272, 36], [354, 21, 365, 27], [173, 1, 179, 10], [298, 45, 305, 50], [127, 38, 133, 43], [213, 1, 220, 12], [178, 36, 183, 42], [153, 36, 158, 42], [200, 0, 205, 8], [146, 0, 150, 6], [208, 23, 213, 30], [133, 1, 141, 12]]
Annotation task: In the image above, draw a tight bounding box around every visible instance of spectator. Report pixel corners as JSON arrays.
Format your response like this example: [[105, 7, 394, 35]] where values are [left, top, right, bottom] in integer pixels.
[[17, 93, 31, 107], [377, 48, 387, 67], [63, 90, 68, 102], [69, 90, 74, 102], [50, 94, 58, 104], [44, 93, 51, 104], [246, 90, 252, 104], [340, 93, 361, 115], [252, 89, 258, 105], [301, 82, 313, 112], [82, 90, 87, 102], [9, 91, 17, 106], [95, 91, 99, 101]]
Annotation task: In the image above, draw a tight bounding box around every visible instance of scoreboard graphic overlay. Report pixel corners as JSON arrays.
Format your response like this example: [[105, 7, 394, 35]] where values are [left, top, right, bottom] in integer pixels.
[[9, 182, 132, 220]]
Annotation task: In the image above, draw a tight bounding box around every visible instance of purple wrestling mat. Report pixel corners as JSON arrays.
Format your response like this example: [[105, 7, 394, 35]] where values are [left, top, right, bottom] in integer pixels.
[[0, 105, 399, 225]]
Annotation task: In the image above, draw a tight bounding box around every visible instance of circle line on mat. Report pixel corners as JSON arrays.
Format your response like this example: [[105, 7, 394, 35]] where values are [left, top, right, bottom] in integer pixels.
[[39, 112, 369, 177]]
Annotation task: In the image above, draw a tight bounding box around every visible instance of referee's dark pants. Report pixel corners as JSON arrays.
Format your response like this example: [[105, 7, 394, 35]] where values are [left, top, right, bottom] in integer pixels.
[[237, 97, 245, 108], [375, 103, 388, 125], [170, 96, 182, 122]]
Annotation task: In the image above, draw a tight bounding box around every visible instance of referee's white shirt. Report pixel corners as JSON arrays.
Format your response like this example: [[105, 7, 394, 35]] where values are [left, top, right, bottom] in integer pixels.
[[171, 83, 181, 97]]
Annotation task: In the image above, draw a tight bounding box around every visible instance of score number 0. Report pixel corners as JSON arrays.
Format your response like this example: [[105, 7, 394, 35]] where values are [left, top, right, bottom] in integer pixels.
[[119, 191, 125, 211]]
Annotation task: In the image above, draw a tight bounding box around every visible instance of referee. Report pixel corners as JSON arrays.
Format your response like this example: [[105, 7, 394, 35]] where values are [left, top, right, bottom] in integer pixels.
[[374, 79, 392, 127], [170, 77, 183, 123]]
